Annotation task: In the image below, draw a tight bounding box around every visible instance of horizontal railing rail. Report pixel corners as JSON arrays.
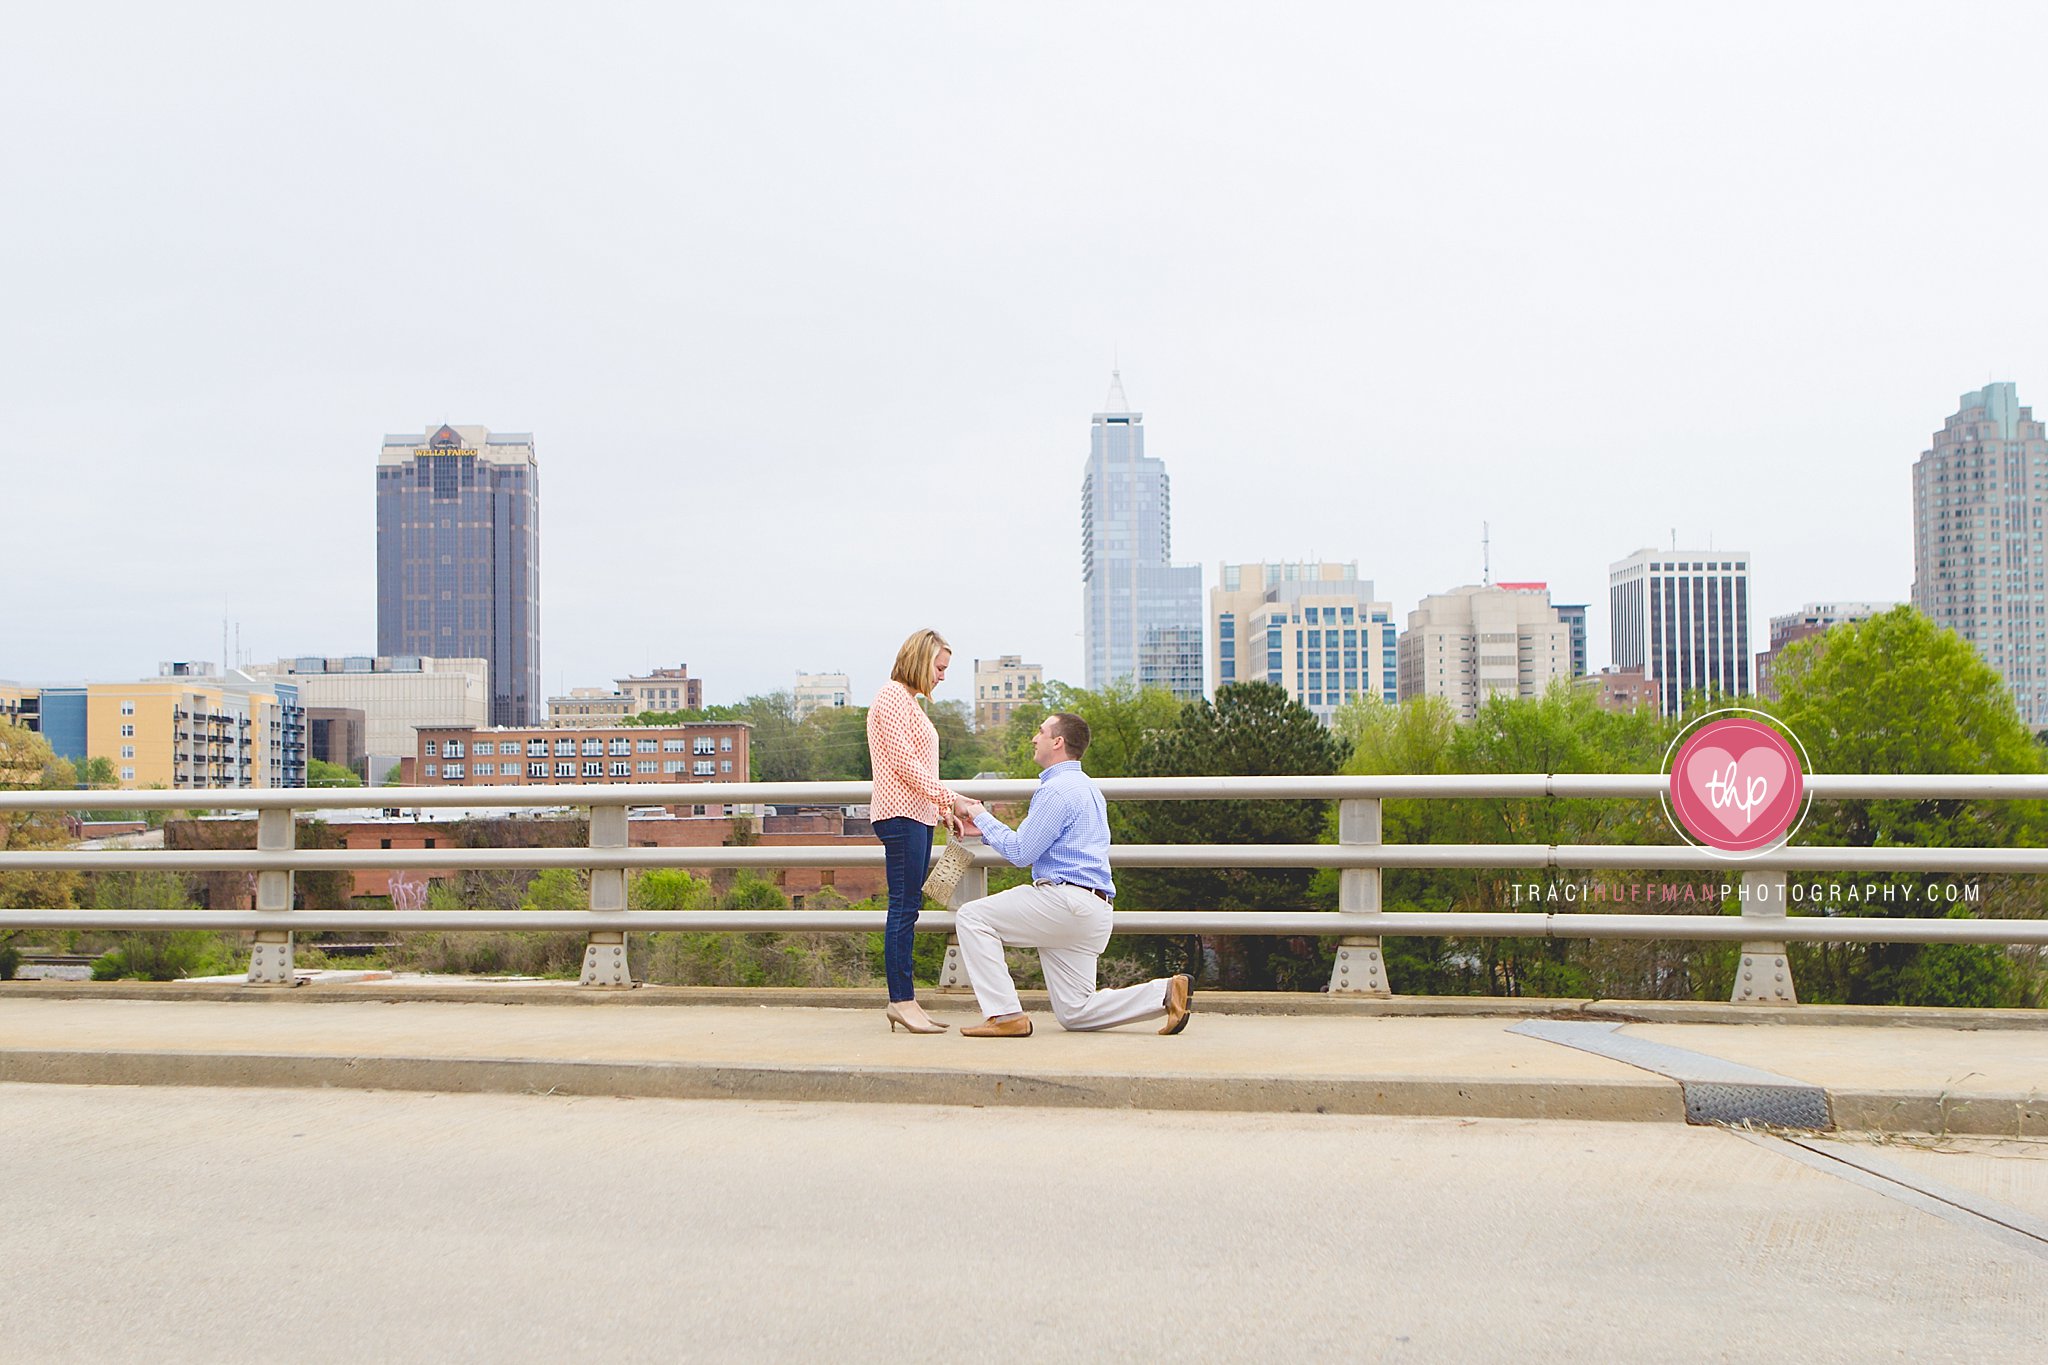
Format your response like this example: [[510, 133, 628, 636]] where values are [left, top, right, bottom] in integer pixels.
[[5, 775, 2046, 1000]]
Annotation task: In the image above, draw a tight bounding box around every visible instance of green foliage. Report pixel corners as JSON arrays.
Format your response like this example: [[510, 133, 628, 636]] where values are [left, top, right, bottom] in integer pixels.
[[381, 762, 403, 785], [307, 758, 363, 787], [0, 721, 83, 913], [91, 932, 242, 981], [520, 867, 588, 913], [1328, 686, 1694, 999], [635, 885, 878, 986], [1769, 608, 2042, 1008], [630, 868, 711, 912], [1116, 682, 1347, 989], [0, 942, 18, 979], [721, 872, 788, 912], [1005, 679, 1182, 778]]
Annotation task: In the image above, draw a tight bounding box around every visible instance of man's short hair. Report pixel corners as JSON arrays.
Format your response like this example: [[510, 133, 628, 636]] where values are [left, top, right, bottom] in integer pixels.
[[1047, 712, 1090, 760]]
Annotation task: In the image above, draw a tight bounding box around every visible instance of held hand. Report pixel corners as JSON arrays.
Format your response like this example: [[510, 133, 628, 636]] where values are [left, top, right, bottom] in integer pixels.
[[952, 796, 986, 827]]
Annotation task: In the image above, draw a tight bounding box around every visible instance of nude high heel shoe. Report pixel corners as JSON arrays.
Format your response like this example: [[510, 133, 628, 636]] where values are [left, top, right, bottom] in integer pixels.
[[886, 1001, 948, 1034]]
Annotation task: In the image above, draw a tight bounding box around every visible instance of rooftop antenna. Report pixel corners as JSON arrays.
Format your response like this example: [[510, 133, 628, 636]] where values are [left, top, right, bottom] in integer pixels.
[[1670, 527, 1677, 551], [1482, 521, 1492, 586]]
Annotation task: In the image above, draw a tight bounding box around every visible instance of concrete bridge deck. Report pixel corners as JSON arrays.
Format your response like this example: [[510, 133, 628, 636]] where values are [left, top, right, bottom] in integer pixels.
[[1, 983, 2041, 1134]]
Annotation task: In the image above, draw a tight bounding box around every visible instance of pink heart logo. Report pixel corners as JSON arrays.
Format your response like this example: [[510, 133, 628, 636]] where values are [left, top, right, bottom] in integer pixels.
[[1682, 746, 1788, 838]]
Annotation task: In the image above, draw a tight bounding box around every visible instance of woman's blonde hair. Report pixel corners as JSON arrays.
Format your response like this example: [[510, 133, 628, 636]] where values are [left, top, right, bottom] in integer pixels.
[[889, 628, 951, 696]]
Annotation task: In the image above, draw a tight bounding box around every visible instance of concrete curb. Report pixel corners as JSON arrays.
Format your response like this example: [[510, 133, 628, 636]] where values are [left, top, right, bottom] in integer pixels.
[[3, 981, 2042, 1029], [0, 1048, 1690, 1123]]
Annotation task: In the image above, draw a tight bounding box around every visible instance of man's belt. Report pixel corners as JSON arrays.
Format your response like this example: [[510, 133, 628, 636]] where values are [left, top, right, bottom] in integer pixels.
[[1035, 878, 1112, 903]]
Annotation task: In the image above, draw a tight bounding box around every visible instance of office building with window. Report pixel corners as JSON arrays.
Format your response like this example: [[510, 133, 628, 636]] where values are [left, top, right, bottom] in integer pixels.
[[1080, 374, 1204, 700], [414, 721, 750, 788], [1912, 383, 2048, 726], [1550, 600, 1589, 679], [972, 656, 1043, 731], [249, 655, 489, 785], [1609, 548, 1752, 718], [1397, 583, 1573, 720], [1210, 561, 1396, 720], [793, 673, 851, 719], [377, 423, 541, 726]]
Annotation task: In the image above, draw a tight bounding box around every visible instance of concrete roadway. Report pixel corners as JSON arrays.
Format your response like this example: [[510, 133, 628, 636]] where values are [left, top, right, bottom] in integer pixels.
[[3, 1083, 2043, 1363]]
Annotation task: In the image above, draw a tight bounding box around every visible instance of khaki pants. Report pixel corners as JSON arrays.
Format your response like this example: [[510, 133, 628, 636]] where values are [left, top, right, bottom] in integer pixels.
[[954, 882, 1170, 1030]]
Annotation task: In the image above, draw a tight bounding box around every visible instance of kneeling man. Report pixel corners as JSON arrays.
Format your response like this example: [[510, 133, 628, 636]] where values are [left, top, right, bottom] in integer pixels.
[[949, 711, 1192, 1038]]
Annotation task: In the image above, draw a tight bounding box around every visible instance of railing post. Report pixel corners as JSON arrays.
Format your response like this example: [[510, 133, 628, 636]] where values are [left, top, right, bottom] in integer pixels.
[[245, 806, 295, 985], [1329, 797, 1390, 996], [1730, 869, 1796, 1004], [580, 802, 632, 987], [935, 833, 985, 994]]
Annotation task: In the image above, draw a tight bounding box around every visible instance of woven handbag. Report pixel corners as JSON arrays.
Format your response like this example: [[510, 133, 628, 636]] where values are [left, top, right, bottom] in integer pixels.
[[921, 835, 976, 906]]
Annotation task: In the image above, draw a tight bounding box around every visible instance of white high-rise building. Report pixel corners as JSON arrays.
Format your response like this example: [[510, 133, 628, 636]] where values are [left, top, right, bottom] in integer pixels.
[[1080, 373, 1204, 700], [1210, 561, 1396, 721], [1609, 549, 1752, 718], [1397, 584, 1572, 720], [1912, 383, 2048, 726]]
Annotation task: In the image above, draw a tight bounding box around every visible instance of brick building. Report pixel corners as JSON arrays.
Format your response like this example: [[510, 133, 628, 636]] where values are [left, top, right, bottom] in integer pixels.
[[415, 721, 750, 787]]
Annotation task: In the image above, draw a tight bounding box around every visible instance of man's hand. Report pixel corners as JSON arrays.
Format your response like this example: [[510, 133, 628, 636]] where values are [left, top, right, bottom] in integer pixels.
[[952, 796, 986, 826]]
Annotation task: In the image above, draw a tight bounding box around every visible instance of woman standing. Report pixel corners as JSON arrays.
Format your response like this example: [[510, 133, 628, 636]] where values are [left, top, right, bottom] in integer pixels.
[[866, 628, 957, 1034]]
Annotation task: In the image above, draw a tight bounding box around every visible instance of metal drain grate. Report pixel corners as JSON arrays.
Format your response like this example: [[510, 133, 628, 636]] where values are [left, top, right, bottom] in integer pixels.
[[1510, 1019, 1833, 1130]]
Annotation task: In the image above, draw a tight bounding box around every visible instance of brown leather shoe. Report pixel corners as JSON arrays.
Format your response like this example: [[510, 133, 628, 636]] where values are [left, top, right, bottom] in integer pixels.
[[961, 1015, 1033, 1038], [1159, 974, 1193, 1035]]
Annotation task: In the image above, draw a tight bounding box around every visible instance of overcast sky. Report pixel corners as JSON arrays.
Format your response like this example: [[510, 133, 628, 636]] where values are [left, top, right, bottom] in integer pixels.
[[8, 2, 2048, 708]]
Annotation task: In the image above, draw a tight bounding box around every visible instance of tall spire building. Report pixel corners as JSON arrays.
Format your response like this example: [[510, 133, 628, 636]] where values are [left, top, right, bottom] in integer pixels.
[[1912, 383, 2048, 726], [1080, 373, 1204, 699], [376, 423, 542, 726]]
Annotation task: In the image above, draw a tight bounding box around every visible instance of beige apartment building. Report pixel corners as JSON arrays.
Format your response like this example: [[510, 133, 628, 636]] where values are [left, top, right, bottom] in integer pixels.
[[38, 664, 305, 789], [546, 665, 704, 727], [972, 656, 1042, 731], [1397, 583, 1572, 720], [545, 688, 633, 726], [1210, 562, 1397, 721], [251, 655, 489, 785], [793, 672, 851, 719], [415, 721, 751, 788]]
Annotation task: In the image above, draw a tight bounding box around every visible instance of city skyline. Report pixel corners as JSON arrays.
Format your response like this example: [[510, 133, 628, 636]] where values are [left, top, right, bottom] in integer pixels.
[[9, 6, 2044, 710]]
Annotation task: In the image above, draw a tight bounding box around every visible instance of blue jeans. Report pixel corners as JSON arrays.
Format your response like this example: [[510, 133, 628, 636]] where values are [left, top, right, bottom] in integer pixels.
[[873, 817, 933, 1003]]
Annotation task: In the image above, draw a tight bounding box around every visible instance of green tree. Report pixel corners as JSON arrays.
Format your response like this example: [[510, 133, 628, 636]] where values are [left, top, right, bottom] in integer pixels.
[[0, 721, 81, 921], [1771, 606, 2041, 1007], [1117, 682, 1348, 988], [307, 758, 363, 787], [70, 756, 119, 788], [1000, 679, 1180, 778], [630, 868, 711, 912], [520, 867, 588, 913]]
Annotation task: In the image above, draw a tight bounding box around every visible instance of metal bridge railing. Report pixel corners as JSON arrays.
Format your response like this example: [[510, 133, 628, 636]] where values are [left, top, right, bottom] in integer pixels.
[[4, 775, 2046, 1002]]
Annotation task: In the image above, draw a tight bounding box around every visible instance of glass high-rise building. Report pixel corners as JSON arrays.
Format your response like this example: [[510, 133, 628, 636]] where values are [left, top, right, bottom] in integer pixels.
[[1912, 383, 2048, 727], [376, 424, 541, 726], [1080, 374, 1204, 699]]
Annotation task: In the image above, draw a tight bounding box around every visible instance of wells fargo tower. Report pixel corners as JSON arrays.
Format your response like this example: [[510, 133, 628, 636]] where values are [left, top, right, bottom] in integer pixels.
[[376, 423, 541, 726]]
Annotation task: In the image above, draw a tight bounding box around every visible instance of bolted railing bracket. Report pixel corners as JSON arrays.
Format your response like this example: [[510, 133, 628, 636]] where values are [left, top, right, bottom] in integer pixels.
[[580, 804, 635, 988], [1731, 870, 1797, 1005], [937, 939, 970, 992], [933, 835, 986, 994], [1331, 936, 1389, 995], [245, 807, 297, 985], [580, 930, 631, 988], [1328, 798, 1392, 997]]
